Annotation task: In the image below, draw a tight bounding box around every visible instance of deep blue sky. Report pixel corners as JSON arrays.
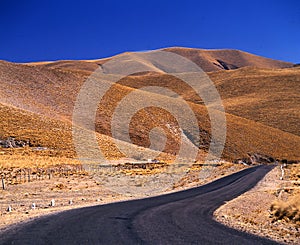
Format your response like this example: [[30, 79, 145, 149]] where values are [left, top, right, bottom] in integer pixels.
[[1, 0, 299, 63]]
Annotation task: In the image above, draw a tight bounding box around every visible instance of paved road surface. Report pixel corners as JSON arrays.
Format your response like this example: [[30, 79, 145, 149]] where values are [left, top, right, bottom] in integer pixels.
[[1, 165, 280, 244]]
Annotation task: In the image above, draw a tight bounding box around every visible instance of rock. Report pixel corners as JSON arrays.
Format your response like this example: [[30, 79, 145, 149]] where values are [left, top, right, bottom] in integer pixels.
[[69, 200, 73, 205], [7, 205, 12, 212], [0, 137, 29, 148], [248, 153, 275, 164], [234, 153, 277, 165]]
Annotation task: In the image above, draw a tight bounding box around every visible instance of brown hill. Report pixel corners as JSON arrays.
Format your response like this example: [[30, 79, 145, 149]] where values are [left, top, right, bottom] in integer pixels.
[[0, 48, 299, 162], [25, 47, 293, 73], [93, 71, 300, 160]]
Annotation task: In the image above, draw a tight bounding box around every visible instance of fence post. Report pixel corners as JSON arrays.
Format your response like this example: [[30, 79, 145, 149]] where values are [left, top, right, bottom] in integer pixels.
[[280, 164, 285, 180], [23, 169, 26, 183], [28, 169, 31, 182], [1, 177, 5, 190]]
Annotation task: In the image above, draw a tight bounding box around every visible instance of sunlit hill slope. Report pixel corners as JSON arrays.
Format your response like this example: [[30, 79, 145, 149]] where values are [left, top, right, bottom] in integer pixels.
[[0, 47, 298, 162]]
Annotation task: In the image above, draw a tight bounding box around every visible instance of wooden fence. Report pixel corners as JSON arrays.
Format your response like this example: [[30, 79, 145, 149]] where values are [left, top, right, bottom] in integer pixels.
[[1, 164, 86, 190]]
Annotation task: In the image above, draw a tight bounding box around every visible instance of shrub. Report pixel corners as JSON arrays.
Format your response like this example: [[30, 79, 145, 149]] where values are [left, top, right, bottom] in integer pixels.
[[270, 195, 300, 225]]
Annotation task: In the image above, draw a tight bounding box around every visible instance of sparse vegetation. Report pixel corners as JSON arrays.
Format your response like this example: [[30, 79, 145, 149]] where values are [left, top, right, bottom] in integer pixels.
[[270, 195, 300, 225]]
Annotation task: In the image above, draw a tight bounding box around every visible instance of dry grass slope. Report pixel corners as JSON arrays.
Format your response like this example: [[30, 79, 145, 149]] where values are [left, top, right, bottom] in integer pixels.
[[0, 48, 299, 163], [207, 67, 300, 136]]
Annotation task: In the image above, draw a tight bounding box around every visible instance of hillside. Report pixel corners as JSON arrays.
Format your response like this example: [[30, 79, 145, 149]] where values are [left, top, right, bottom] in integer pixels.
[[207, 67, 300, 136], [0, 47, 299, 162]]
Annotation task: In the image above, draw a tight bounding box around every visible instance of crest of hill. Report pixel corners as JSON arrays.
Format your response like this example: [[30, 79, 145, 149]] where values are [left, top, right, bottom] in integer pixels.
[[163, 47, 293, 72], [24, 47, 293, 73]]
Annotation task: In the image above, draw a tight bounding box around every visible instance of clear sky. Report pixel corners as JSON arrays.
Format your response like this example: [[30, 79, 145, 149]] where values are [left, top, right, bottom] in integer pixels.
[[1, 0, 299, 63]]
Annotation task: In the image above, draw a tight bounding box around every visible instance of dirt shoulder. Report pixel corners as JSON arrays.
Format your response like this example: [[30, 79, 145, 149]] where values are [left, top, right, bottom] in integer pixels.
[[214, 164, 300, 245]]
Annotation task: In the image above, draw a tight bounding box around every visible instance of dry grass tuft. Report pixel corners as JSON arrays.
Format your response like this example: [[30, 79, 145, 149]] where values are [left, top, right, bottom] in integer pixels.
[[271, 195, 300, 225]]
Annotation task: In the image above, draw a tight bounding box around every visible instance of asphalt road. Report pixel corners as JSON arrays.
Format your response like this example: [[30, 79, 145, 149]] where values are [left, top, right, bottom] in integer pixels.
[[1, 165, 280, 245]]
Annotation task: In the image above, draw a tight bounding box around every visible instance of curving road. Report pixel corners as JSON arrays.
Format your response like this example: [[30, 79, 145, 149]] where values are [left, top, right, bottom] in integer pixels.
[[1, 165, 280, 245]]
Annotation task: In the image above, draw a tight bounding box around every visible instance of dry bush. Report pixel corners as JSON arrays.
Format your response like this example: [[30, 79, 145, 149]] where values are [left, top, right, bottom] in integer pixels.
[[270, 195, 300, 225]]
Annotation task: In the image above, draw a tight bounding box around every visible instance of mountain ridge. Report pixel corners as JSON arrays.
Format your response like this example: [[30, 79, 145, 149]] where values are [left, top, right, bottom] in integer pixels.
[[19, 47, 293, 73]]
